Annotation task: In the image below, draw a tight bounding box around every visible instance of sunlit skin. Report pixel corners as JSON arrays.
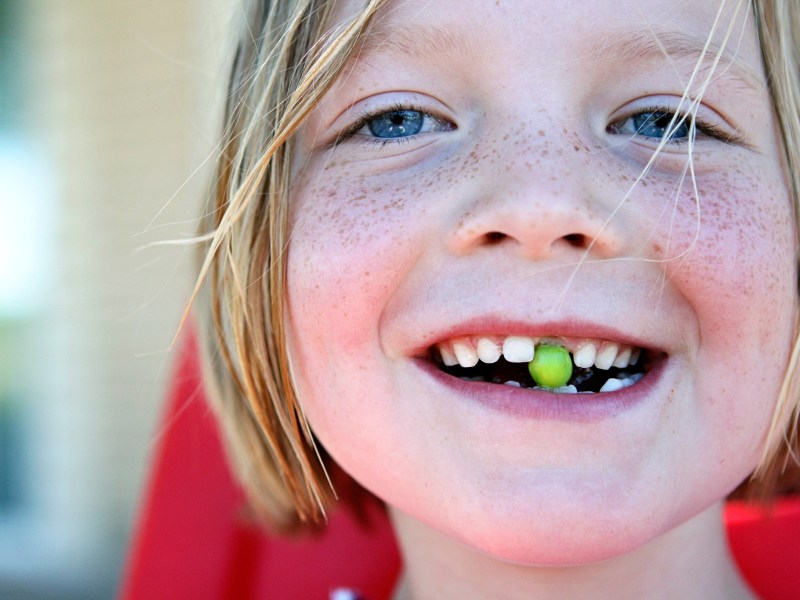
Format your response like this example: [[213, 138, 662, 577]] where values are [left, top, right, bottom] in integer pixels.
[[285, 0, 797, 598]]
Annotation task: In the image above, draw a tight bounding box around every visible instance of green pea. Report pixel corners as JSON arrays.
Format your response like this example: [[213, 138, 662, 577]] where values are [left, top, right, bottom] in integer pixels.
[[528, 344, 573, 388]]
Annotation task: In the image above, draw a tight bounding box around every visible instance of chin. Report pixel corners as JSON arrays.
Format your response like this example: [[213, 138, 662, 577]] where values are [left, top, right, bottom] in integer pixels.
[[449, 507, 666, 566], [399, 475, 723, 568]]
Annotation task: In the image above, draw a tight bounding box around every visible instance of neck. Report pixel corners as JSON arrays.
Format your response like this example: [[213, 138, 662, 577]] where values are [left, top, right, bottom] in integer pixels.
[[389, 502, 755, 600]]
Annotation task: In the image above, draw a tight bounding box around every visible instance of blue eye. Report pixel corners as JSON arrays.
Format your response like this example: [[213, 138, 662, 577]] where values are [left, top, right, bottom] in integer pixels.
[[608, 107, 709, 145], [631, 111, 691, 141], [367, 110, 425, 138], [337, 104, 454, 146], [608, 105, 737, 147]]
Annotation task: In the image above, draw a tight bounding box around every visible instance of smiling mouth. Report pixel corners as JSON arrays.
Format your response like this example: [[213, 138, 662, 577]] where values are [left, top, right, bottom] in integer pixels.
[[431, 335, 659, 394]]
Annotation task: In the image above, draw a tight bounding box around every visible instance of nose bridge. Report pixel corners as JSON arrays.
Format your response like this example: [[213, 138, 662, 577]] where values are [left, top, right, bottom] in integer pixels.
[[447, 125, 626, 260]]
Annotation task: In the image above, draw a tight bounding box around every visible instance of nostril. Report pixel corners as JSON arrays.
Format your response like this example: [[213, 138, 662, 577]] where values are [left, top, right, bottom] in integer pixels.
[[563, 233, 587, 247], [485, 231, 506, 244]]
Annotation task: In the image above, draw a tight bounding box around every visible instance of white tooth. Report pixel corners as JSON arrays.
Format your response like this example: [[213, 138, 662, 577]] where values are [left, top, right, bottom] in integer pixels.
[[504, 380, 522, 387], [630, 348, 642, 365], [453, 341, 479, 368], [554, 384, 578, 394], [503, 336, 535, 363], [594, 343, 619, 370], [439, 344, 458, 367], [613, 346, 632, 368], [573, 343, 597, 369], [630, 372, 644, 383], [476, 337, 501, 363], [599, 377, 625, 392]]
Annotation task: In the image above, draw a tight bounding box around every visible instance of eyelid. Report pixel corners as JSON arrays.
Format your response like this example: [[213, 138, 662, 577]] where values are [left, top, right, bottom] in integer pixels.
[[607, 96, 746, 148], [338, 102, 450, 143], [325, 93, 457, 148]]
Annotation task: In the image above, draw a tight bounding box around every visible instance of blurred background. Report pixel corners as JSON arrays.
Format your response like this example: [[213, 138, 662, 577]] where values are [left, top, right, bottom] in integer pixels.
[[0, 1, 235, 597]]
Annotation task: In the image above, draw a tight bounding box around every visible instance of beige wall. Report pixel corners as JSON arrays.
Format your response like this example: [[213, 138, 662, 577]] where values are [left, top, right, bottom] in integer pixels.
[[3, 1, 235, 596]]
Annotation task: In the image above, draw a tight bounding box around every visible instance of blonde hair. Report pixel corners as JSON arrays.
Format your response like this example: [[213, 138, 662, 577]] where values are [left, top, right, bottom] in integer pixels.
[[744, 0, 800, 497], [195, 0, 800, 532]]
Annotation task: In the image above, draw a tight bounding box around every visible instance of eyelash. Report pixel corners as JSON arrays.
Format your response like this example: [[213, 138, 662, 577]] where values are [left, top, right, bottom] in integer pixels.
[[334, 102, 451, 148], [608, 104, 739, 147], [333, 102, 740, 148]]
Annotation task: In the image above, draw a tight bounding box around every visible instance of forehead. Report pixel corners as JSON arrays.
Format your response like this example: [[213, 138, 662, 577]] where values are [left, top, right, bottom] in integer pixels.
[[330, 0, 763, 90]]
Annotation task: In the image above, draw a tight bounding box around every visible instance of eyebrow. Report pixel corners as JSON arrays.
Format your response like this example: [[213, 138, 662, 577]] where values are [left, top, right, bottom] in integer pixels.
[[353, 22, 764, 93], [355, 23, 478, 63], [585, 28, 764, 92]]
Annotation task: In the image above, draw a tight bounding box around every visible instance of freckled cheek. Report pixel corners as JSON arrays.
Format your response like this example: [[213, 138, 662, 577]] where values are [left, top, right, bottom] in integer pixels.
[[660, 175, 797, 347], [286, 174, 435, 346]]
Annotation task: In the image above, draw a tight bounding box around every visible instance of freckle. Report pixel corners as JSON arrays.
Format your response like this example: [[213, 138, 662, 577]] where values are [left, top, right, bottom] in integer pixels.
[[573, 144, 581, 152], [538, 130, 545, 137]]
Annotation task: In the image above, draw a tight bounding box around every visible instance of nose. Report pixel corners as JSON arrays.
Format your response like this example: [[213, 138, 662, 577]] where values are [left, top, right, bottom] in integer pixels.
[[447, 145, 627, 261]]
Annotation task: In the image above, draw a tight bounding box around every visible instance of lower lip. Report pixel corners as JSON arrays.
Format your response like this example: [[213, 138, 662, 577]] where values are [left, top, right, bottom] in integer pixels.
[[413, 357, 667, 423]]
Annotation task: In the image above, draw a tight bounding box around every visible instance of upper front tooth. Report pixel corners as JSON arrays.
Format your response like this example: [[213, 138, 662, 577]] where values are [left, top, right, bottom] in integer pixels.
[[573, 342, 597, 369], [453, 340, 479, 368], [476, 337, 501, 363], [613, 346, 632, 368], [503, 336, 535, 363], [594, 343, 619, 370]]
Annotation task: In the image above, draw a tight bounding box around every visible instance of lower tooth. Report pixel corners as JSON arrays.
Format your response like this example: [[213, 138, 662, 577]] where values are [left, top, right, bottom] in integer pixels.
[[504, 380, 522, 387], [554, 385, 578, 394], [599, 378, 625, 392]]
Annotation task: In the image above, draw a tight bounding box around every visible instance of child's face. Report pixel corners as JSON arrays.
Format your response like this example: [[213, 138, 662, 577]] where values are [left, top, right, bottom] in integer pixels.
[[286, 0, 796, 563]]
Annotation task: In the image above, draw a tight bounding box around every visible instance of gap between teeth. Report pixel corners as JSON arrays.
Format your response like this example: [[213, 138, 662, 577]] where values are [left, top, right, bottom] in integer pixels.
[[439, 335, 641, 371]]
